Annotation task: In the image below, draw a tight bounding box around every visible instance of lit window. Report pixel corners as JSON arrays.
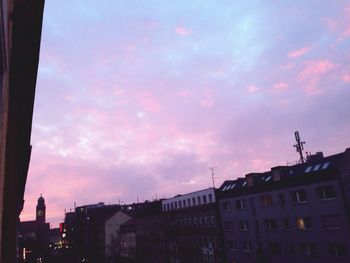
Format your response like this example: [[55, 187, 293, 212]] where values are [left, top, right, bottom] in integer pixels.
[[239, 220, 250, 231], [322, 162, 330, 170], [296, 217, 312, 230], [316, 185, 336, 200], [329, 244, 347, 257], [301, 243, 317, 256], [291, 190, 307, 203], [305, 166, 313, 173], [260, 195, 273, 208], [264, 219, 277, 231], [235, 199, 246, 210]]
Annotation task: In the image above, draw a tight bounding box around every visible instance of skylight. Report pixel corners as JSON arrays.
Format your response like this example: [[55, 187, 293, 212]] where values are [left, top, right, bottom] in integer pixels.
[[265, 176, 272, 182], [305, 166, 312, 173], [322, 161, 330, 170], [222, 185, 228, 191], [313, 164, 322, 171], [230, 183, 236, 189], [242, 181, 247, 187]]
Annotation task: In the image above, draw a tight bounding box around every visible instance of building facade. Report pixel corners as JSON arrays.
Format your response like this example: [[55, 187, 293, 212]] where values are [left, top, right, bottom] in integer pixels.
[[219, 148, 350, 263], [162, 188, 224, 263]]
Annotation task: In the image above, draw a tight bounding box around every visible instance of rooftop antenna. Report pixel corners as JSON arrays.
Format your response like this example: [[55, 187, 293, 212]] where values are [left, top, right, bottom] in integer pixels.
[[293, 131, 306, 163], [209, 166, 218, 188]]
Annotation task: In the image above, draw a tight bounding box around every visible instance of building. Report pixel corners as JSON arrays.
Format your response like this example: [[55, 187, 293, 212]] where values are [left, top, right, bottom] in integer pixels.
[[105, 210, 132, 263], [119, 219, 136, 262], [162, 188, 224, 263], [18, 195, 50, 263], [219, 148, 350, 263], [0, 0, 45, 262]]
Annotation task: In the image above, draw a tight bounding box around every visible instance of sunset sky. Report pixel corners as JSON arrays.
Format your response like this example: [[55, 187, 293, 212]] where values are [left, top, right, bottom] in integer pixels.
[[21, 1, 350, 227]]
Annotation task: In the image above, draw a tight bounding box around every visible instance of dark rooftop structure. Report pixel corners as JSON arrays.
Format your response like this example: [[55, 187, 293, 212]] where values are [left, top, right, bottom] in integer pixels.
[[218, 148, 350, 263]]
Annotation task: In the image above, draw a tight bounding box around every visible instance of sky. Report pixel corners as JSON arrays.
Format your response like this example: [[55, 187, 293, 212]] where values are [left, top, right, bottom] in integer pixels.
[[20, 1, 350, 227]]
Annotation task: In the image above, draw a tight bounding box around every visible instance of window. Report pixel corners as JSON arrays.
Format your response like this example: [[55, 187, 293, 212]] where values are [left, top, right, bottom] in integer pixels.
[[283, 218, 290, 230], [239, 220, 250, 231], [316, 185, 336, 200], [208, 194, 213, 203], [197, 196, 202, 205], [174, 202, 178, 209], [166, 203, 170, 210], [192, 197, 196, 206], [203, 195, 207, 204], [322, 161, 330, 169], [178, 201, 182, 208], [210, 211, 216, 224], [296, 217, 312, 230], [222, 201, 231, 211], [329, 244, 347, 257], [264, 219, 277, 231], [301, 243, 317, 256], [291, 190, 307, 203], [305, 166, 312, 173], [278, 194, 285, 206], [322, 215, 342, 229], [183, 200, 186, 208], [243, 241, 253, 252], [222, 185, 228, 191], [171, 203, 174, 209], [228, 240, 237, 250], [268, 242, 281, 255], [163, 204, 166, 211], [187, 198, 191, 207], [260, 195, 273, 207], [235, 199, 246, 210], [224, 221, 234, 231], [312, 164, 321, 171], [242, 181, 247, 187], [265, 176, 272, 182]]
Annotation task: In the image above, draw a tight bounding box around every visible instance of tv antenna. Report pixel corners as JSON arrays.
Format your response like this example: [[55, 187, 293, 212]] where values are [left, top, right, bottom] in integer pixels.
[[293, 131, 306, 163], [209, 166, 218, 188]]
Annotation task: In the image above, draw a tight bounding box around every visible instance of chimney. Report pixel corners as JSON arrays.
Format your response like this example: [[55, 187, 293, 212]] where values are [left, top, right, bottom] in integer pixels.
[[306, 152, 324, 162], [245, 173, 262, 187]]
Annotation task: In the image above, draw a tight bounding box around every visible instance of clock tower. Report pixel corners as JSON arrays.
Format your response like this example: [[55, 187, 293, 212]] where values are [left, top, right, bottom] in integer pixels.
[[36, 194, 46, 224]]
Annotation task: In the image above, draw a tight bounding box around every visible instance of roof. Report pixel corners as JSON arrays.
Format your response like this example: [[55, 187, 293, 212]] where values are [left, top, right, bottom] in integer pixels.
[[219, 148, 350, 198]]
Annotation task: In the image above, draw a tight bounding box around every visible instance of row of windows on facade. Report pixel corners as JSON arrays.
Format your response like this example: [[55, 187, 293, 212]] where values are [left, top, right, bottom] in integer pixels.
[[164, 194, 214, 211], [222, 185, 336, 211], [227, 241, 347, 257], [170, 212, 216, 227], [224, 214, 342, 232]]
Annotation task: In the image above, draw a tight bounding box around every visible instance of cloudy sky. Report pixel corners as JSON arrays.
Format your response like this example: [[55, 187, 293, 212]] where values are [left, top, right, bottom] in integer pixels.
[[20, 1, 350, 226]]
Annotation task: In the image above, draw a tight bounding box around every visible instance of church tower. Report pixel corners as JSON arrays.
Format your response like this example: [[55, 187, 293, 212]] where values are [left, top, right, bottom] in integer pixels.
[[36, 194, 46, 224]]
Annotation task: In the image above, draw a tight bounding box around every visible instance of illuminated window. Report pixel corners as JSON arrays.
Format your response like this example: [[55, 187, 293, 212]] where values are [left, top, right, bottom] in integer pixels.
[[291, 190, 307, 203], [235, 199, 246, 210], [317, 185, 336, 200], [260, 195, 273, 208], [296, 217, 312, 230]]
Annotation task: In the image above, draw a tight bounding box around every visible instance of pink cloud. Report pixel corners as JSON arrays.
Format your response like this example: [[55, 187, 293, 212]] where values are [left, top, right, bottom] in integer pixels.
[[273, 82, 288, 92], [174, 27, 191, 36], [298, 60, 335, 81], [246, 85, 260, 94], [342, 74, 350, 82], [288, 47, 311, 58], [200, 99, 214, 108]]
